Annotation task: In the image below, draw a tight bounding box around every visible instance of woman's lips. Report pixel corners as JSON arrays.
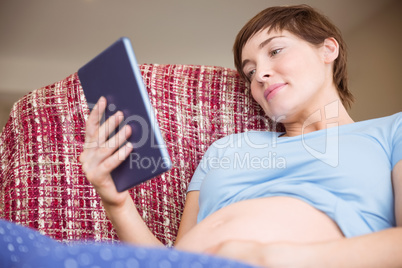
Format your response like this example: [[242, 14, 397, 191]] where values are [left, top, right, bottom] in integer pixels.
[[264, 83, 287, 101]]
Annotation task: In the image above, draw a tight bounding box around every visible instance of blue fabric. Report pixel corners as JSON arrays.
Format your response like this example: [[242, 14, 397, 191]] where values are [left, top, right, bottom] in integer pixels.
[[0, 219, 254, 268], [188, 112, 402, 237]]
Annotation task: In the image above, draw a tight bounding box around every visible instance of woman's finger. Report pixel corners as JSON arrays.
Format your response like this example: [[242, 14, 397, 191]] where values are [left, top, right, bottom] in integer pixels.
[[94, 123, 131, 160], [86, 97, 107, 141], [83, 123, 132, 171], [99, 142, 134, 175], [103, 124, 132, 154], [97, 111, 125, 145], [84, 97, 107, 152]]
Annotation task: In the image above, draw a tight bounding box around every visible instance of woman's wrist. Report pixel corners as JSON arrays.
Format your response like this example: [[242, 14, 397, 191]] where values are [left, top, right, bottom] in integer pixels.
[[102, 193, 133, 217]]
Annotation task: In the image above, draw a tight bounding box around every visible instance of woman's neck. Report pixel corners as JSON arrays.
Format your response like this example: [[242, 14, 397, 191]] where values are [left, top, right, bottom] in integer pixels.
[[280, 100, 354, 137]]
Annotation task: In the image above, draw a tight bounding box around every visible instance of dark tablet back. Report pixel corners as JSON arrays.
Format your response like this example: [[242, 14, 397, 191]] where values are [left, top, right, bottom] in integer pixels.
[[78, 37, 172, 192]]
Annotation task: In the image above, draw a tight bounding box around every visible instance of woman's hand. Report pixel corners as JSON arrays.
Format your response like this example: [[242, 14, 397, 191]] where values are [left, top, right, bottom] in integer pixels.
[[79, 97, 133, 208], [205, 240, 313, 267]]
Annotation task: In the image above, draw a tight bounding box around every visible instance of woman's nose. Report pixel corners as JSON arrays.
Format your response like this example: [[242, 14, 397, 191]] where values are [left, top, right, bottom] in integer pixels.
[[255, 67, 270, 83]]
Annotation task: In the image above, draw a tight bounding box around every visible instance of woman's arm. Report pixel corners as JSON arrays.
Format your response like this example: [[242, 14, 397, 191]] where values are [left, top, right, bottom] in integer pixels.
[[208, 161, 402, 267], [175, 191, 199, 244], [80, 97, 199, 247], [207, 227, 402, 267], [79, 97, 162, 246], [79, 97, 192, 247]]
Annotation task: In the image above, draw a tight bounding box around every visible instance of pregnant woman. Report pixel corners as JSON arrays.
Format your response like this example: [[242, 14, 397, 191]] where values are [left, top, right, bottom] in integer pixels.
[[79, 4, 402, 267], [1, 4, 400, 268]]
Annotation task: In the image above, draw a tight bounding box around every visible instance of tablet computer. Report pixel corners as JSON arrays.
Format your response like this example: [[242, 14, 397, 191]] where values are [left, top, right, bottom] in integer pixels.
[[78, 37, 172, 192]]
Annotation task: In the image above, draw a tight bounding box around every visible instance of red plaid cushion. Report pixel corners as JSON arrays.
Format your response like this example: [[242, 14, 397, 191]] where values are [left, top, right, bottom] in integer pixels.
[[0, 64, 281, 246]]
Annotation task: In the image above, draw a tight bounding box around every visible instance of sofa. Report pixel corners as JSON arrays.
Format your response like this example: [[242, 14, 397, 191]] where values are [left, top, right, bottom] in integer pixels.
[[0, 63, 282, 248]]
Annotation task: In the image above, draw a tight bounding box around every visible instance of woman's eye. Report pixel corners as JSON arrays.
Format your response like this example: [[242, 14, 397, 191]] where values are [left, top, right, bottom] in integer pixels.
[[247, 69, 256, 79], [270, 48, 282, 56]]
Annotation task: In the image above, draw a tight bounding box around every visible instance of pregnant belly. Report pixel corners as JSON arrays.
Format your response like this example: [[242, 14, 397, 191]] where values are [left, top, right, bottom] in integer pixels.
[[175, 196, 344, 253]]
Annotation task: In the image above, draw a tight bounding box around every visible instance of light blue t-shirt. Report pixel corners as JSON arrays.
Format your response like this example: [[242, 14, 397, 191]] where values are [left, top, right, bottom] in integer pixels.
[[187, 112, 402, 237]]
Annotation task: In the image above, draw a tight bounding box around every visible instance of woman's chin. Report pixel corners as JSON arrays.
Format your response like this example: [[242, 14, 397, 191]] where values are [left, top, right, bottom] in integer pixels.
[[263, 100, 301, 124], [264, 108, 291, 124]]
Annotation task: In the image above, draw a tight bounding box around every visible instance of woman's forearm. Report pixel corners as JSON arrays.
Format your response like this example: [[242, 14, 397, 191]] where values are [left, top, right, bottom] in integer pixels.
[[304, 227, 402, 267], [102, 195, 164, 247], [209, 227, 402, 267]]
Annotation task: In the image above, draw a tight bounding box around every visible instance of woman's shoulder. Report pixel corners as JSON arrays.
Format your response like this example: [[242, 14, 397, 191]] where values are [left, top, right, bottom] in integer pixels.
[[343, 112, 402, 143], [352, 112, 402, 129], [373, 112, 402, 122]]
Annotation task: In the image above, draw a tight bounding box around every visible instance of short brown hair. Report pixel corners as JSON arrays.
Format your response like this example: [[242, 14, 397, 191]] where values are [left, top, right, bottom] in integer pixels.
[[233, 4, 354, 109]]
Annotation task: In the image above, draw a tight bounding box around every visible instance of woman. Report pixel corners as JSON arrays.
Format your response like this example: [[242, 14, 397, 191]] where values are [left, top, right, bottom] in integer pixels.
[[1, 4, 396, 268], [79, 4, 402, 267]]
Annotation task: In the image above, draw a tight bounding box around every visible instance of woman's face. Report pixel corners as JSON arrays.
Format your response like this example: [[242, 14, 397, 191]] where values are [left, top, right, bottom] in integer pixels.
[[241, 29, 330, 123]]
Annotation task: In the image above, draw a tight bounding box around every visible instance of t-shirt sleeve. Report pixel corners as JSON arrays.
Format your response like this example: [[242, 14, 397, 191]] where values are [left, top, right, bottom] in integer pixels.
[[186, 133, 237, 193], [391, 112, 402, 169], [186, 144, 218, 192]]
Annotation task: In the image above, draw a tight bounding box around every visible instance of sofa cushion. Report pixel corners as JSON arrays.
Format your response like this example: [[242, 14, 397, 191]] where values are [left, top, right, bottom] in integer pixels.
[[0, 64, 280, 246]]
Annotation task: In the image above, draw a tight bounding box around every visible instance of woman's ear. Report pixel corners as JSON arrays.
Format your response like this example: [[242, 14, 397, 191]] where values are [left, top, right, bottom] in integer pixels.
[[323, 37, 339, 64]]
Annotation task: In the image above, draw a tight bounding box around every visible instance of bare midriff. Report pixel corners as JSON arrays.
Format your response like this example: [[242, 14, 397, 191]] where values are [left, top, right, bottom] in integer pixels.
[[174, 196, 344, 252]]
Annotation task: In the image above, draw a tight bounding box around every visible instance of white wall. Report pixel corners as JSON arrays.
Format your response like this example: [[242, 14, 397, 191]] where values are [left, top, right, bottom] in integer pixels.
[[347, 0, 402, 120], [0, 0, 400, 129]]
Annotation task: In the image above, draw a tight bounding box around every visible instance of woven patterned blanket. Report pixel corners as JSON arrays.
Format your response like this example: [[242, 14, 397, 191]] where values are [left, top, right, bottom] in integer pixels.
[[0, 64, 280, 246]]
